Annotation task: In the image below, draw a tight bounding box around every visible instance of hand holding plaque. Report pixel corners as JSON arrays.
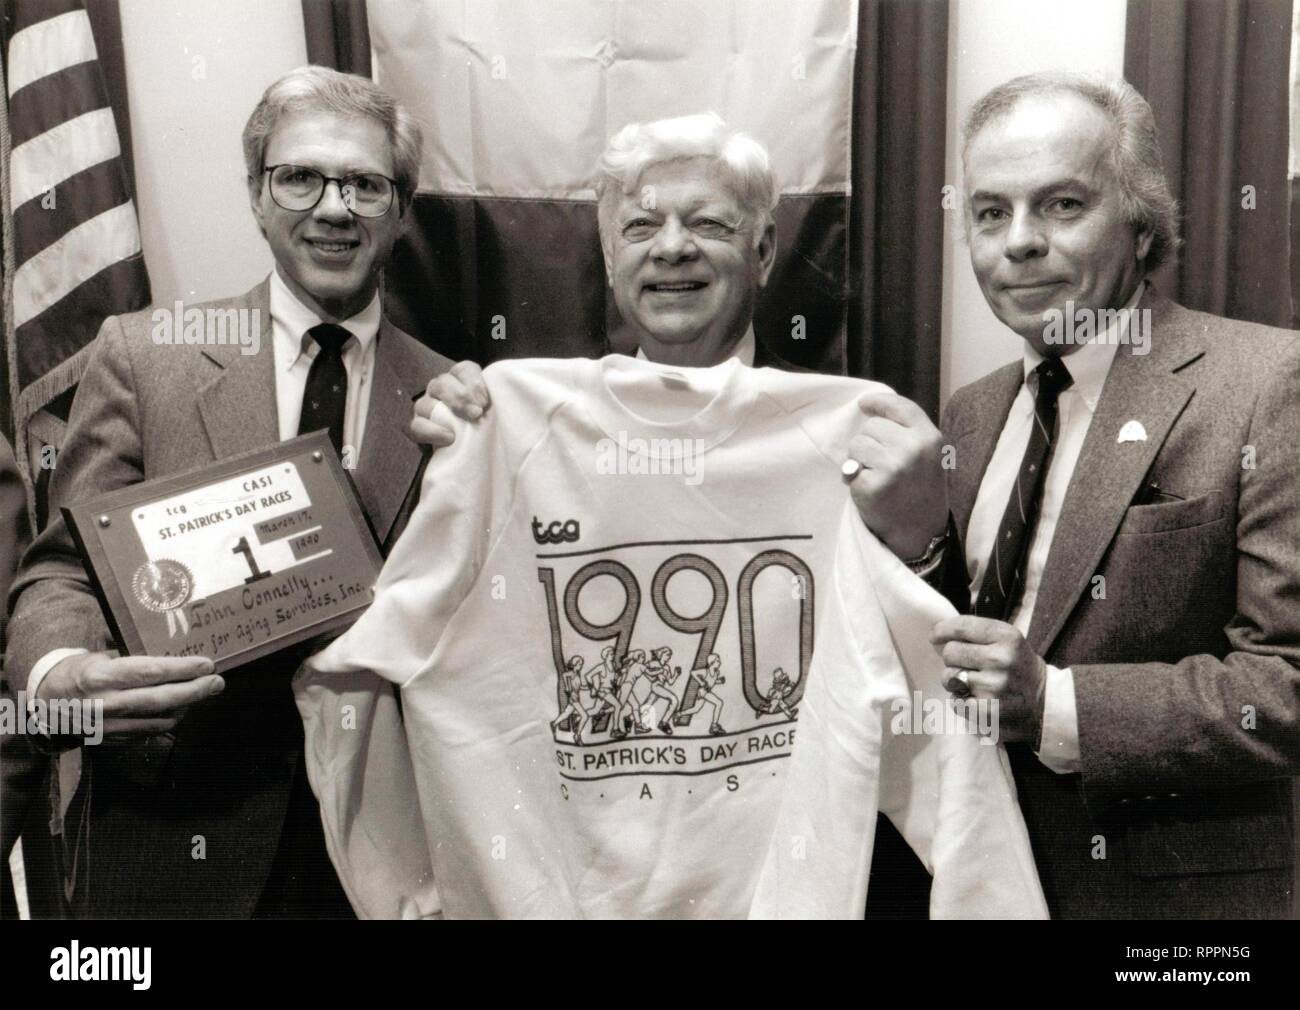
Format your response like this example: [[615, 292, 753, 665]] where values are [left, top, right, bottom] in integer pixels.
[[64, 431, 384, 674], [36, 650, 223, 739]]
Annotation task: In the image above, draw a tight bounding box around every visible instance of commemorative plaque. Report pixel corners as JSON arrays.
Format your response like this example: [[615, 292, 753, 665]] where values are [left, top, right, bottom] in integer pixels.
[[64, 431, 384, 673]]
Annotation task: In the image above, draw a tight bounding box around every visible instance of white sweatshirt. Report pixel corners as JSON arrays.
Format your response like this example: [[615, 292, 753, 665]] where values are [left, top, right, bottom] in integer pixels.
[[295, 355, 1047, 919]]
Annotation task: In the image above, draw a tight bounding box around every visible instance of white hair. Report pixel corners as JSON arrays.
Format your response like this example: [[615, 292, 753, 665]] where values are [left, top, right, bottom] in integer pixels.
[[595, 112, 779, 241]]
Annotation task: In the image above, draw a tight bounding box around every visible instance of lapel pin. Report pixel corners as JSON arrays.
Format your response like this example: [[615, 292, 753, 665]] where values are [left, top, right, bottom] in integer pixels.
[[1117, 419, 1147, 444]]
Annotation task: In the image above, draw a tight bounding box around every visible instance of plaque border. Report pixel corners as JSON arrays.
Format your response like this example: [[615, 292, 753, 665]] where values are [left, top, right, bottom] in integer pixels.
[[63, 430, 383, 674]]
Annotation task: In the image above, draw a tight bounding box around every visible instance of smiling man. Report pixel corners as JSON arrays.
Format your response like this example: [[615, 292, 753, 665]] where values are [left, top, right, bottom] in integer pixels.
[[935, 72, 1300, 918], [5, 66, 450, 918], [596, 120, 779, 369], [253, 115, 398, 321], [413, 113, 948, 568]]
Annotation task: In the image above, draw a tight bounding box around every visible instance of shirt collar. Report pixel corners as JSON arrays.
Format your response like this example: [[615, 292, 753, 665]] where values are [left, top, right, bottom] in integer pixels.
[[634, 325, 756, 367], [269, 268, 381, 367], [1021, 282, 1145, 411]]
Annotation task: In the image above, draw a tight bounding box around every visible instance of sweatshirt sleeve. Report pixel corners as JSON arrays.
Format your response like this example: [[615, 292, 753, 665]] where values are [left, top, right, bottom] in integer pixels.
[[864, 515, 1048, 919], [307, 396, 515, 687], [293, 389, 520, 918], [751, 501, 1048, 919]]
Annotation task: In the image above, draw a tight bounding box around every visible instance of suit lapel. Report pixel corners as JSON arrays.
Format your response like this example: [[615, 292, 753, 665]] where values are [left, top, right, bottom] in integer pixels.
[[198, 283, 422, 547], [196, 281, 279, 459], [351, 318, 424, 547], [1026, 293, 1204, 656], [949, 361, 1023, 548]]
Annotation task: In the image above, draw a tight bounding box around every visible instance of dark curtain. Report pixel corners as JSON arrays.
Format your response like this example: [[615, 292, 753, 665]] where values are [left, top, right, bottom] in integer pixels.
[[1125, 0, 1293, 328], [849, 5, 949, 917], [849, 0, 949, 419], [301, 0, 371, 77], [1293, 174, 1299, 327], [1292, 9, 1299, 330]]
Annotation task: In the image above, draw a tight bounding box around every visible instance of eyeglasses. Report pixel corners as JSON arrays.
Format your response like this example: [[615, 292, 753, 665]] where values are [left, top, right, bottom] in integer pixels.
[[263, 164, 399, 218]]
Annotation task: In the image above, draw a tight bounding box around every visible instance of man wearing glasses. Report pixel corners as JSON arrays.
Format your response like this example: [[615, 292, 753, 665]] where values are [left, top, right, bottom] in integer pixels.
[[5, 66, 450, 918]]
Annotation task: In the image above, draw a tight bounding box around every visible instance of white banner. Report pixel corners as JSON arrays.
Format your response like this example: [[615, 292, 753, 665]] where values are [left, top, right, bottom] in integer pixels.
[[370, 0, 857, 199]]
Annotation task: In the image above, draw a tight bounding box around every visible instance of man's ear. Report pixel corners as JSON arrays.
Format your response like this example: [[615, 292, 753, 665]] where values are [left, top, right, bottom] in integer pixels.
[[600, 232, 615, 287], [755, 220, 778, 289], [1134, 221, 1155, 263], [247, 174, 267, 236]]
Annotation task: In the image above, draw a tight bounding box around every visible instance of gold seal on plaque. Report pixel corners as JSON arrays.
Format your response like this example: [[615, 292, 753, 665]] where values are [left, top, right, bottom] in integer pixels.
[[132, 559, 193, 636]]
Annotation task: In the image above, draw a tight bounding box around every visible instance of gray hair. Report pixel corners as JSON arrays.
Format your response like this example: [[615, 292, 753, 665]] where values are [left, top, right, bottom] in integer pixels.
[[962, 72, 1181, 272], [594, 112, 778, 243], [243, 65, 423, 209]]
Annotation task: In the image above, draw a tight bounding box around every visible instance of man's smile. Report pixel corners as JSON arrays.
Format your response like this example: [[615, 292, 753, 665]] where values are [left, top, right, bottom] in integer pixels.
[[304, 236, 361, 261], [643, 280, 710, 297], [999, 279, 1068, 308]]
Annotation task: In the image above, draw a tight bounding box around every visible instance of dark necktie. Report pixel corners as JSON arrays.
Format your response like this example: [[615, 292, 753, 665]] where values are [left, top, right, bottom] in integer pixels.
[[297, 323, 350, 456], [974, 358, 1074, 621]]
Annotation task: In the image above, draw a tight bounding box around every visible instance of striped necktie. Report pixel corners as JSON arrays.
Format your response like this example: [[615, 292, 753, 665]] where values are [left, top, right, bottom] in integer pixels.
[[974, 358, 1074, 621]]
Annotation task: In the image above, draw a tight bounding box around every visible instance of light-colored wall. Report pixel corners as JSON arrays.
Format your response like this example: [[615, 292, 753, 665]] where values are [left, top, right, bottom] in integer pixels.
[[119, 0, 1127, 400], [941, 0, 1128, 404], [120, 0, 307, 306]]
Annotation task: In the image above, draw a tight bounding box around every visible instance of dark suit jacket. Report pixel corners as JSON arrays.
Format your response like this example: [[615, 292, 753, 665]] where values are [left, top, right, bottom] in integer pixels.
[[0, 434, 36, 918], [942, 290, 1299, 918], [752, 337, 812, 372], [5, 279, 451, 918]]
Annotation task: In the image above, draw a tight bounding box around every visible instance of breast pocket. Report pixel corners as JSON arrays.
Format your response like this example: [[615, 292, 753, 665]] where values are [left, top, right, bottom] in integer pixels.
[[1117, 490, 1226, 535]]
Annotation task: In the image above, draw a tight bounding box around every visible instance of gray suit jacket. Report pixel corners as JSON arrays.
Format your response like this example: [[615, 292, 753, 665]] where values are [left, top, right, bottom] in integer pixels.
[[943, 289, 1299, 918], [5, 279, 451, 917]]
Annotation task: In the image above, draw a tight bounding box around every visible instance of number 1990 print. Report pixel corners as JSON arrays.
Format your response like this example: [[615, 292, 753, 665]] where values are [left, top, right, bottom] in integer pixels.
[[534, 537, 815, 780]]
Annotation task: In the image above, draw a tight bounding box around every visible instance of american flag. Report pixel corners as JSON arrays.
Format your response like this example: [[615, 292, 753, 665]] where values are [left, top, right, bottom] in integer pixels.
[[2, 0, 150, 520]]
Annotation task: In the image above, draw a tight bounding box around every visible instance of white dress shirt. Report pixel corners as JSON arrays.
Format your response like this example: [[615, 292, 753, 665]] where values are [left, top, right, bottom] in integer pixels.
[[27, 270, 383, 701], [964, 283, 1144, 773], [269, 267, 380, 453], [634, 325, 757, 366]]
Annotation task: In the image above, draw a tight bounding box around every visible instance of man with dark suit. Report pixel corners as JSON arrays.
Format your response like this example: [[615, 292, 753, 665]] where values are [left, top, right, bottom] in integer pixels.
[[5, 66, 451, 918], [0, 433, 36, 919], [927, 72, 1298, 918]]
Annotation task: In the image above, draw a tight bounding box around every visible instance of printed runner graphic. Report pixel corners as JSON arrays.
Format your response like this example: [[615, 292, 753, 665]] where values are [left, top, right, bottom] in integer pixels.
[[537, 535, 814, 781]]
